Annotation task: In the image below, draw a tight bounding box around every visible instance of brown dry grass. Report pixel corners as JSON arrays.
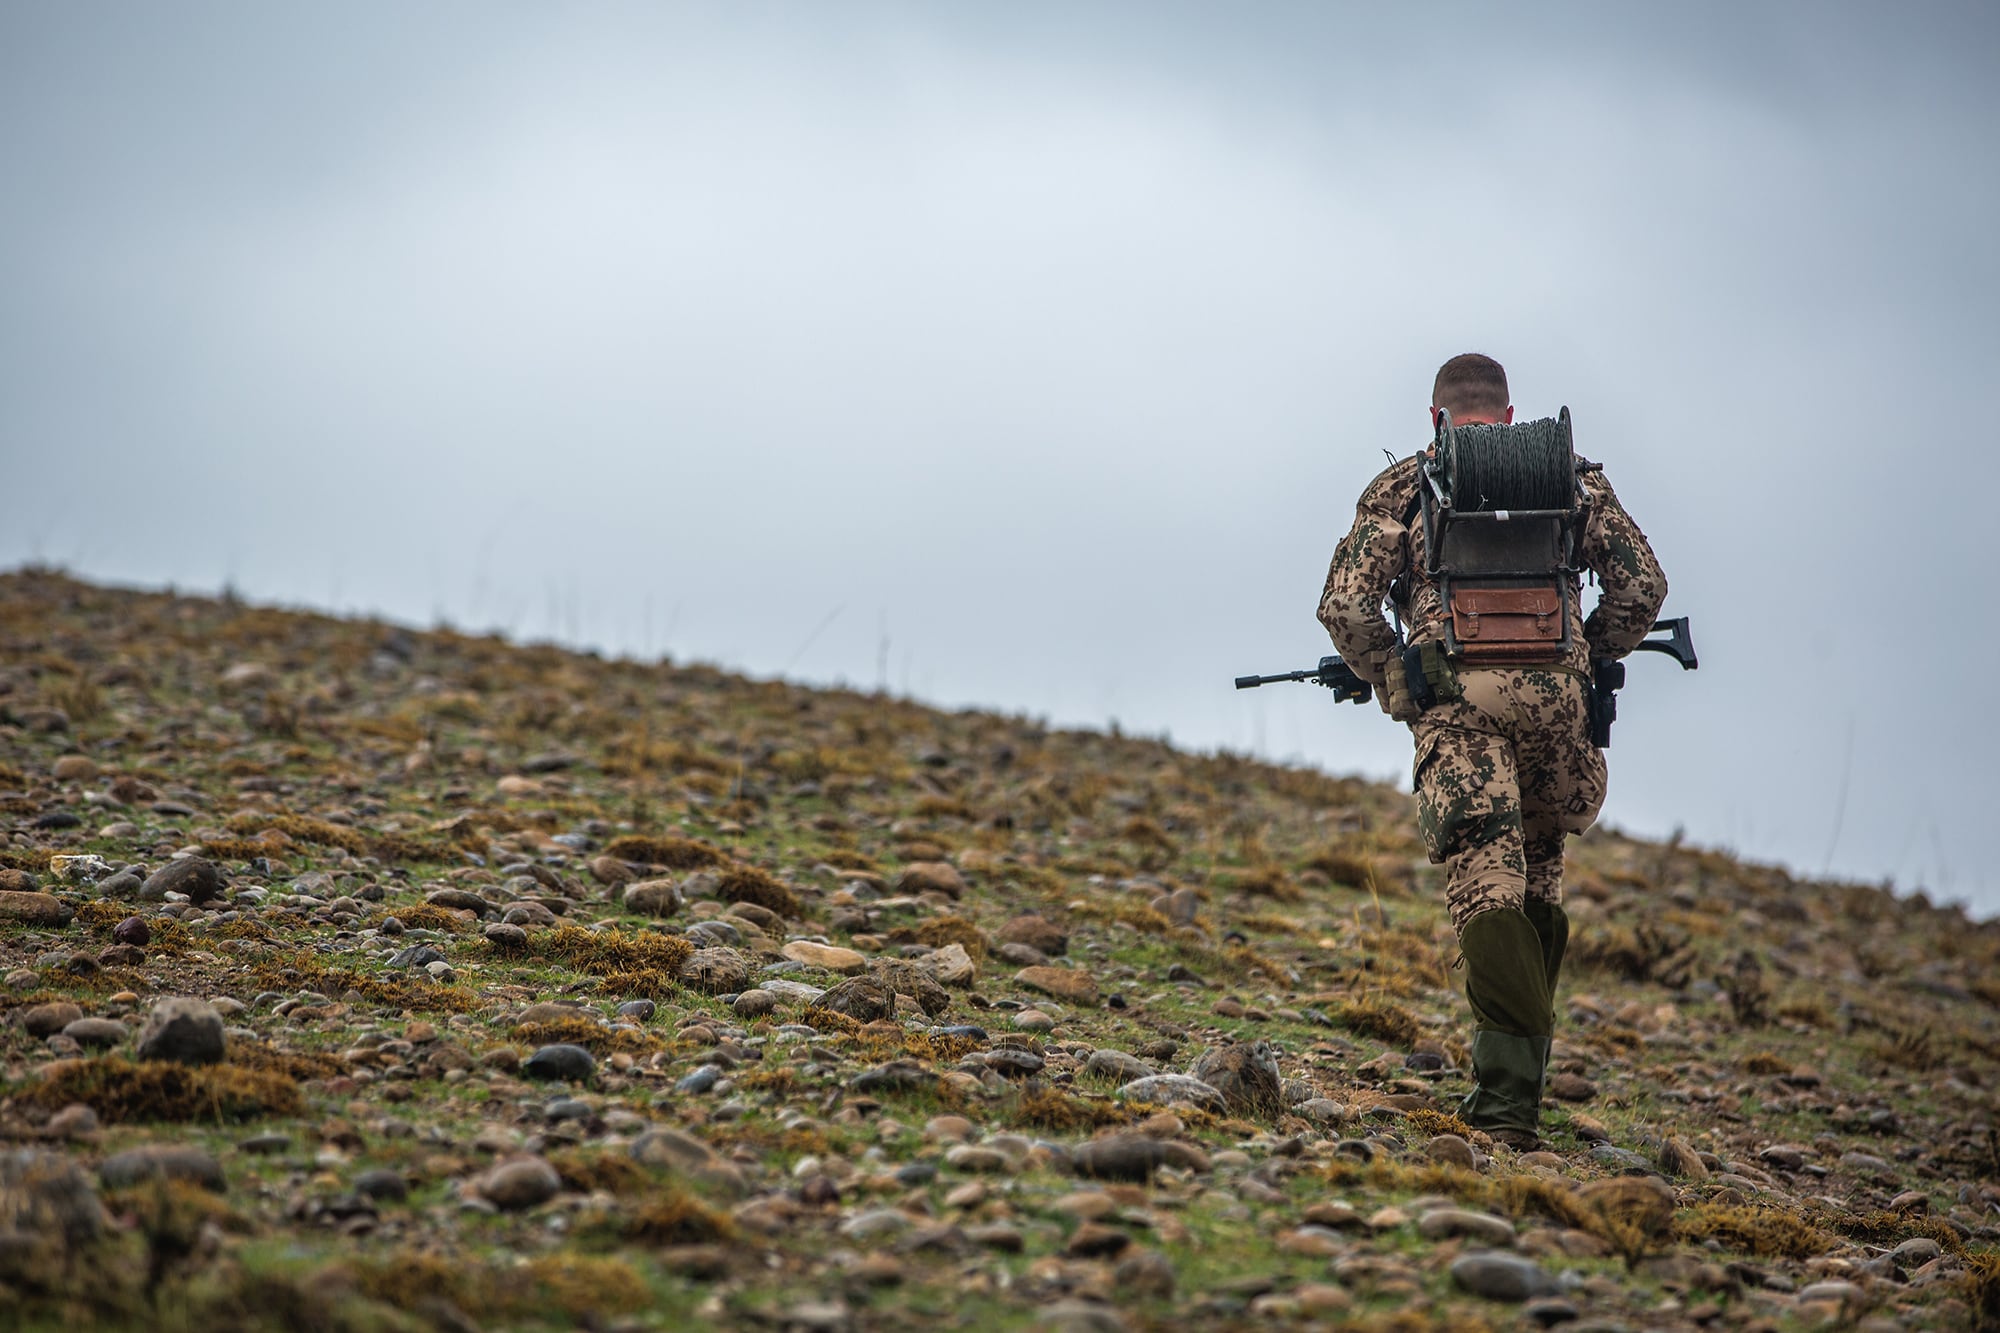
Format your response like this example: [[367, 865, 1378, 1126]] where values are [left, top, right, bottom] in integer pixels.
[[715, 863, 801, 918], [24, 1058, 303, 1123], [601, 833, 726, 869]]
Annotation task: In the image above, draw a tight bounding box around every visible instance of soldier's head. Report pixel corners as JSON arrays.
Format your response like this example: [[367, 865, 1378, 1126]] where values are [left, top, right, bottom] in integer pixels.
[[1431, 353, 1513, 428]]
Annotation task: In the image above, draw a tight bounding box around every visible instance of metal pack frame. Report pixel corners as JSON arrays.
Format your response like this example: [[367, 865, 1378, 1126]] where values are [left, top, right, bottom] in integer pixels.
[[1418, 407, 1584, 663]]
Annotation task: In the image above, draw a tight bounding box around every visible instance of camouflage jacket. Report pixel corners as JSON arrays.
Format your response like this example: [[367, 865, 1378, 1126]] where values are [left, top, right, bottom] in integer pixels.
[[1316, 452, 1668, 688]]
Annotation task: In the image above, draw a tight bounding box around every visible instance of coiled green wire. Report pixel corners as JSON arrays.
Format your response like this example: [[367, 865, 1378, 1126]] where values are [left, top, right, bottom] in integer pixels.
[[1443, 413, 1575, 512]]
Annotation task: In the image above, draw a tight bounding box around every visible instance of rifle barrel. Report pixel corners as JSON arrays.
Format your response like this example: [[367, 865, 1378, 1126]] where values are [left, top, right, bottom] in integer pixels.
[[1235, 668, 1315, 689]]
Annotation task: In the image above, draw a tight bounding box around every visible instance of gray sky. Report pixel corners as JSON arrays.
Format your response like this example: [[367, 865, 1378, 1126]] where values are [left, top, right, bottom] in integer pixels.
[[6, 3, 1997, 907]]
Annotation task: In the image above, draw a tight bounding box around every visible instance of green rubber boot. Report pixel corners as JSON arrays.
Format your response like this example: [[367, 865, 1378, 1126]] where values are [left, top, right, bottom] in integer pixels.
[[1456, 907, 1554, 1148], [1524, 900, 1570, 995], [1459, 1030, 1553, 1150]]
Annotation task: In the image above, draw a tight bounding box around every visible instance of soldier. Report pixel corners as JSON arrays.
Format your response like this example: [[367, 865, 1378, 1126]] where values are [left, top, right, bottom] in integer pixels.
[[1316, 353, 1667, 1150]]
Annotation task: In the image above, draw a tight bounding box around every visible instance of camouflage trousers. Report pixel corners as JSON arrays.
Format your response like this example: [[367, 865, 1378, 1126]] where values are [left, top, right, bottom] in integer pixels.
[[1411, 668, 1607, 935]]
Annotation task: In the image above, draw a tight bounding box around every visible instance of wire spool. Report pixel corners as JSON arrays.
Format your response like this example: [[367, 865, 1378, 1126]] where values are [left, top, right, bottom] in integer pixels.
[[1441, 408, 1576, 512]]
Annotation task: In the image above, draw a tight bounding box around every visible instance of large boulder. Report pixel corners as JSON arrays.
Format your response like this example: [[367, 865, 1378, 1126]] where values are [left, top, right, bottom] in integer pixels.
[[135, 998, 225, 1066]]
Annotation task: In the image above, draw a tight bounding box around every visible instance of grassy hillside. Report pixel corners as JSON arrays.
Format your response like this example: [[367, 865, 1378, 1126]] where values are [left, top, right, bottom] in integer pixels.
[[1, 568, 1995, 1331]]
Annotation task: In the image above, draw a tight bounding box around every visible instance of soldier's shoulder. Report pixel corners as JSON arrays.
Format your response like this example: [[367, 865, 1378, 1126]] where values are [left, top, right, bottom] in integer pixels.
[[1357, 452, 1423, 512]]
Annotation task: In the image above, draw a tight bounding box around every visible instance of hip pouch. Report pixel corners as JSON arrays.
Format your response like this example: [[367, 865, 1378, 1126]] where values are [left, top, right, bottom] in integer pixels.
[[1446, 582, 1569, 666]]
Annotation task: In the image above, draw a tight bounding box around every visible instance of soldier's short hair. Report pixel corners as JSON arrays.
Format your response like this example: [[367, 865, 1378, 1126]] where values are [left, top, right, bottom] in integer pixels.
[[1432, 353, 1510, 419]]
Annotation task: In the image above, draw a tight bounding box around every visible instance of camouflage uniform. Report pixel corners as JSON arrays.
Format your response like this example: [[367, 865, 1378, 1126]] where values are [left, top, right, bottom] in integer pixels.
[[1317, 453, 1667, 931]]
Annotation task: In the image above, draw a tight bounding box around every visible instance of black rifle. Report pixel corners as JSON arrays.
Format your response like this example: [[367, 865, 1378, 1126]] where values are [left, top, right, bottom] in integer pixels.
[[1233, 656, 1373, 704], [1588, 616, 1698, 746], [1235, 616, 1698, 746]]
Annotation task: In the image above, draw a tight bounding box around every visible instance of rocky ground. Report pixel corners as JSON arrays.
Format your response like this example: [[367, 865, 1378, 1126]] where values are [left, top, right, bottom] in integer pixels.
[[0, 568, 1996, 1332]]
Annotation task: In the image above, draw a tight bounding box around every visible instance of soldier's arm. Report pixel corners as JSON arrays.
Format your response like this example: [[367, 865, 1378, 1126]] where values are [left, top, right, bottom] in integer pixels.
[[1316, 462, 1413, 688], [1578, 465, 1668, 659]]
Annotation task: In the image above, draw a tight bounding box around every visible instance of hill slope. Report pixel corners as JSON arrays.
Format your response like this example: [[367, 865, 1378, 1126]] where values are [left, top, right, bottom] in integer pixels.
[[1, 568, 1995, 1331]]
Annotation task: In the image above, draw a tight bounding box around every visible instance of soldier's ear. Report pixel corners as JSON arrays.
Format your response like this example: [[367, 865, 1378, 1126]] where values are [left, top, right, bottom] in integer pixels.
[[1503, 406, 1515, 424]]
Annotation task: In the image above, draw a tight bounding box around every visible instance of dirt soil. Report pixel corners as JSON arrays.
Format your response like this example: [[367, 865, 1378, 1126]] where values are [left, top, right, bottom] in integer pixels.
[[1, 569, 1996, 1332]]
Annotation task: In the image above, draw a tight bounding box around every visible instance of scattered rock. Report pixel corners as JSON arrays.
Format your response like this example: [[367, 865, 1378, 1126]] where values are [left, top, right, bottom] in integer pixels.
[[22, 1002, 85, 1038], [1590, 1144, 1655, 1174], [782, 941, 869, 974], [1114, 1248, 1178, 1297], [135, 998, 226, 1065], [851, 1059, 934, 1094], [732, 989, 778, 1017], [1656, 1135, 1709, 1179], [1579, 1176, 1676, 1239], [354, 1169, 409, 1202], [522, 1044, 595, 1082], [1072, 1134, 1169, 1182], [1188, 1040, 1281, 1115], [997, 913, 1067, 955], [1116, 1075, 1226, 1114], [622, 879, 683, 917], [62, 1017, 128, 1048], [809, 977, 896, 1023], [1797, 1279, 1863, 1314], [1523, 1297, 1581, 1326], [138, 857, 225, 905], [1893, 1236, 1943, 1265], [100, 1145, 226, 1192], [944, 1145, 1011, 1173], [49, 853, 114, 884], [1544, 1072, 1596, 1102], [839, 1208, 914, 1241], [631, 1128, 747, 1196], [1450, 1251, 1561, 1301], [895, 862, 966, 898], [679, 947, 752, 995], [1065, 1221, 1131, 1258], [1758, 1145, 1806, 1171], [924, 942, 977, 987], [478, 1156, 561, 1210], [1296, 1098, 1348, 1124], [1424, 1134, 1479, 1169], [45, 1104, 100, 1139], [872, 960, 952, 1016], [1418, 1208, 1515, 1246], [1084, 1049, 1153, 1081], [0, 892, 73, 927], [2, 1147, 107, 1254], [1015, 966, 1099, 1006], [588, 855, 635, 886]]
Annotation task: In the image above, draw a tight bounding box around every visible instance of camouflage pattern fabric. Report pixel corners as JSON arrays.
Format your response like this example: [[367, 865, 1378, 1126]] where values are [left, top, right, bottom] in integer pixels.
[[1316, 453, 1669, 688], [1413, 669, 1607, 932], [1316, 447, 1665, 934]]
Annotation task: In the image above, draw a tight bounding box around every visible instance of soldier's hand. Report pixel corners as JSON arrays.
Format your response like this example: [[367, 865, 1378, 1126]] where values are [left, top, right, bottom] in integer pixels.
[[1378, 666, 1421, 723]]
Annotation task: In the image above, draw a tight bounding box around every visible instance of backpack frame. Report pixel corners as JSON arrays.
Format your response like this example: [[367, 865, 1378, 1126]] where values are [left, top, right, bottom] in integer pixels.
[[1417, 407, 1584, 666]]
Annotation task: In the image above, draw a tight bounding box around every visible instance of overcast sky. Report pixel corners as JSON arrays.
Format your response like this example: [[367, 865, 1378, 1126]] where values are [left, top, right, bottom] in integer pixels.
[[5, 3, 1997, 909]]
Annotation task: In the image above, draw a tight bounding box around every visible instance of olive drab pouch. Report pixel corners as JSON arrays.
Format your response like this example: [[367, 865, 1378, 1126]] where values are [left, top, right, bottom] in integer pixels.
[[1419, 408, 1583, 667]]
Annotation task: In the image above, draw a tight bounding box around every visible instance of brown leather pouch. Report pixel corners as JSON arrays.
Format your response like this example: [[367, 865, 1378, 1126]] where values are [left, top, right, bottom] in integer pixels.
[[1448, 585, 1565, 664]]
